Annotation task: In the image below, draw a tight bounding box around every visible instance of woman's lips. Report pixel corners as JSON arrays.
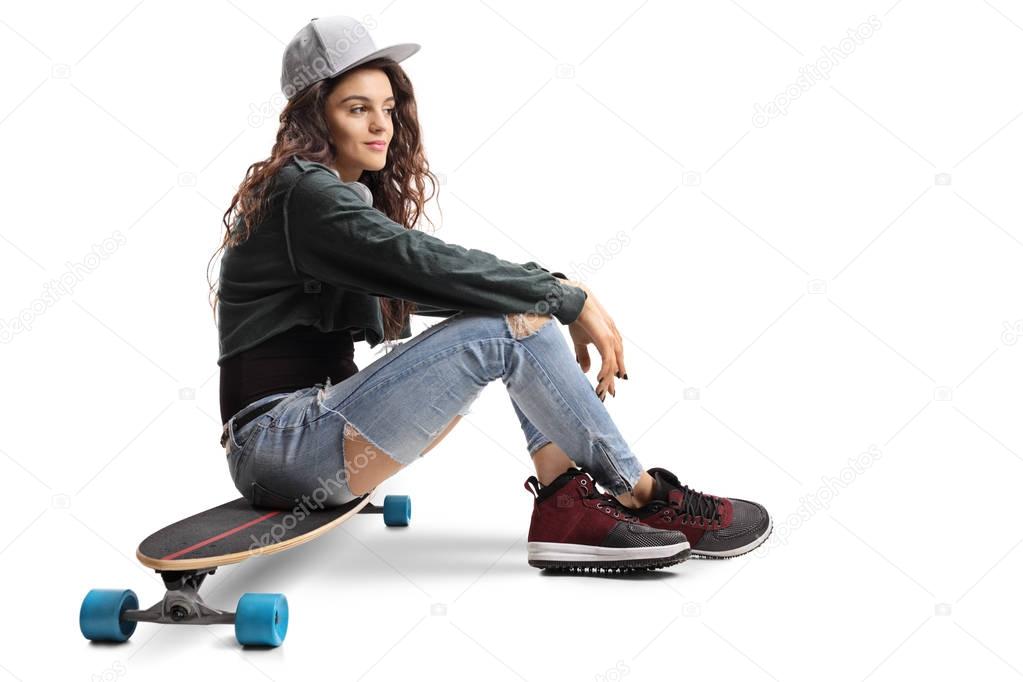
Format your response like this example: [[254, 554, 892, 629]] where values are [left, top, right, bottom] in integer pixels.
[[365, 142, 387, 151]]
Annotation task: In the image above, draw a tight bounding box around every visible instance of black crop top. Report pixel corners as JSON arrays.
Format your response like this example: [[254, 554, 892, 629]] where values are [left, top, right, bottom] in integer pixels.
[[219, 324, 359, 424]]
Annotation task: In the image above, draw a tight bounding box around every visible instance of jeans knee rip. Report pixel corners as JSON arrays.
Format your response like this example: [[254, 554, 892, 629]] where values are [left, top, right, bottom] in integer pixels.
[[506, 312, 554, 340]]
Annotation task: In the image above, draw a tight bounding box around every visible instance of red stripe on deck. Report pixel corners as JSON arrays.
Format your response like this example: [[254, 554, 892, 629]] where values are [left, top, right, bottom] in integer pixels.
[[161, 510, 282, 560]]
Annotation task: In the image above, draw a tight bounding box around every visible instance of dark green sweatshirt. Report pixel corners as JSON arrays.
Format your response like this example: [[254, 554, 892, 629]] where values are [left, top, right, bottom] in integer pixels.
[[216, 156, 587, 365]]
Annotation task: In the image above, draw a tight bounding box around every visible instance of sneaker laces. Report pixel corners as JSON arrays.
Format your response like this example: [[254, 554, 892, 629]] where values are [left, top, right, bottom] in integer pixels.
[[581, 485, 640, 523], [526, 470, 642, 523], [670, 485, 722, 523]]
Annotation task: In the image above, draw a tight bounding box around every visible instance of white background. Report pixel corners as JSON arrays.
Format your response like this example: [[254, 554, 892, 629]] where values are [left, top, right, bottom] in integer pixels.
[[2, 1, 1021, 680]]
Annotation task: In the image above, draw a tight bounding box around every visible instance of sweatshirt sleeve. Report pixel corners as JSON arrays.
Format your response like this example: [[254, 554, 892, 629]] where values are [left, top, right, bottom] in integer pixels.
[[284, 169, 588, 325], [414, 264, 568, 318], [522, 261, 570, 280]]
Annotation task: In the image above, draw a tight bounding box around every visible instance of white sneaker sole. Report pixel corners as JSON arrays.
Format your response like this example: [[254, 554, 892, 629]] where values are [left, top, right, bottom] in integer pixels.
[[527, 539, 690, 563]]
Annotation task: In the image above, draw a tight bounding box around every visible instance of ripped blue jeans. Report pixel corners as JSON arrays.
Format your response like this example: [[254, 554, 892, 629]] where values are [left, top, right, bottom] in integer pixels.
[[222, 311, 644, 509]]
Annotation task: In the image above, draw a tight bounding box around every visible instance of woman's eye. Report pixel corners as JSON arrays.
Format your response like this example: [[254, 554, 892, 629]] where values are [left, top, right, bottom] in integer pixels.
[[350, 107, 395, 114]]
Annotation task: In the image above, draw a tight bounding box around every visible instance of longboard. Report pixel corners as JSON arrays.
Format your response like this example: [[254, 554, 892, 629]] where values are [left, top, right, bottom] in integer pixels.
[[80, 490, 412, 647]]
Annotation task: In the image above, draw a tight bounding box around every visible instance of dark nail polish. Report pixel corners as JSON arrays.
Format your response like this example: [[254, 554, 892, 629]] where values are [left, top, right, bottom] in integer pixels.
[[623, 373, 629, 380]]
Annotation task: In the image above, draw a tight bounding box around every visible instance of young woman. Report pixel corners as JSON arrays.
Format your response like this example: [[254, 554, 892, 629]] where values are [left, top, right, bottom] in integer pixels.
[[210, 16, 771, 572]]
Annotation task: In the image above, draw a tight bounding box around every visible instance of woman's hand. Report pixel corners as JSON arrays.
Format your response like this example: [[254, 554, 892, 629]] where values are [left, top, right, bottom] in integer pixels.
[[561, 279, 627, 402]]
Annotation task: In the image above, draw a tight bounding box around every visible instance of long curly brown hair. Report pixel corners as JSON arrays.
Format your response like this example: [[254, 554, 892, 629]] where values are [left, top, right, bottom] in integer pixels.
[[206, 57, 441, 341]]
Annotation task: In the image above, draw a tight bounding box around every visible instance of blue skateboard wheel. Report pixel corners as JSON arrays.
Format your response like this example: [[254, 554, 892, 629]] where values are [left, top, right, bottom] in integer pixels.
[[235, 593, 288, 647], [382, 495, 412, 526], [80, 588, 138, 642]]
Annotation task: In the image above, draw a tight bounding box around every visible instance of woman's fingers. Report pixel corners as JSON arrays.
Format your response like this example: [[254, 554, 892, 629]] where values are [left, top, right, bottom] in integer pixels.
[[596, 336, 619, 402], [568, 323, 594, 373], [569, 284, 625, 400], [575, 343, 591, 373], [614, 334, 627, 381], [588, 291, 627, 381], [595, 316, 626, 385], [606, 317, 626, 378]]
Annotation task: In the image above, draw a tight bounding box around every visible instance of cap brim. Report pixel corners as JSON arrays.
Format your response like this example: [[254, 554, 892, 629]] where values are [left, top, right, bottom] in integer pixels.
[[333, 43, 421, 78]]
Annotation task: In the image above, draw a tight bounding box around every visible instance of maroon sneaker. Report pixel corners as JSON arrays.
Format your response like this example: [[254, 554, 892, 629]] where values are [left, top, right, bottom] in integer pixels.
[[633, 468, 772, 559], [524, 468, 690, 573]]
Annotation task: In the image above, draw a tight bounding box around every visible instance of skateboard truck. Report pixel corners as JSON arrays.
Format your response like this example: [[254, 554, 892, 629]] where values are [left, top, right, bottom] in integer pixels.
[[124, 569, 235, 626], [80, 568, 288, 646]]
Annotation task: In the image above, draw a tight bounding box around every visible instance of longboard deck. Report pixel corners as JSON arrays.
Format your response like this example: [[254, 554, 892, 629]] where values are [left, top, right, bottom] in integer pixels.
[[137, 493, 374, 572]]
